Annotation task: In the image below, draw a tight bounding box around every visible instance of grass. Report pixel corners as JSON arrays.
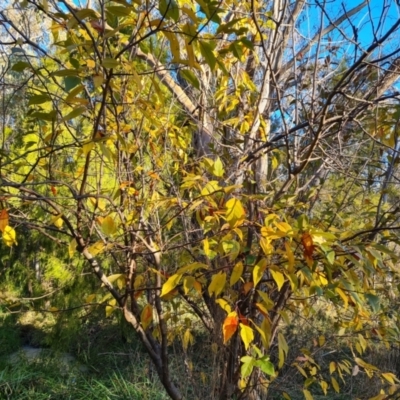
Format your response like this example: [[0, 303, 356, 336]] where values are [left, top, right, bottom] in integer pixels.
[[1, 306, 400, 400]]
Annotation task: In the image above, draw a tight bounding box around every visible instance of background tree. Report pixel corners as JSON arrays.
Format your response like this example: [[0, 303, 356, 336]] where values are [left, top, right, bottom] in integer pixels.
[[1, 0, 400, 399]]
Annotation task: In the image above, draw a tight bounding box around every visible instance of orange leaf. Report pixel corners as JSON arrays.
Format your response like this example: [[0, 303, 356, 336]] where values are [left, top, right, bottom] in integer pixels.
[[301, 232, 315, 261], [223, 311, 239, 344], [0, 209, 9, 233], [242, 281, 254, 295], [50, 186, 57, 196], [141, 304, 153, 330]]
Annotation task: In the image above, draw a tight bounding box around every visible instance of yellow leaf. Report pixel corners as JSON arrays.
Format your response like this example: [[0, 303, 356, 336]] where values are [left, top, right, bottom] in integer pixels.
[[274, 221, 292, 235], [278, 333, 288, 368], [216, 298, 231, 314], [208, 272, 226, 297], [225, 198, 245, 227], [257, 290, 274, 309], [3, 225, 17, 247], [318, 335, 325, 346], [230, 261, 244, 286], [88, 241, 105, 256], [101, 215, 117, 235], [86, 59, 96, 68], [285, 241, 295, 272], [303, 389, 313, 400], [51, 214, 63, 228], [355, 357, 378, 371], [240, 323, 254, 350], [105, 299, 117, 317], [203, 237, 210, 257], [271, 269, 285, 291], [335, 287, 348, 310], [223, 311, 238, 343], [82, 141, 95, 155], [329, 361, 336, 374], [105, 274, 126, 290], [253, 258, 267, 287], [86, 294, 96, 303], [183, 276, 195, 294], [260, 236, 273, 255], [320, 380, 328, 395], [161, 274, 182, 297], [213, 157, 225, 177], [331, 377, 340, 393], [141, 304, 153, 330], [252, 320, 268, 348], [0, 209, 9, 232], [183, 329, 194, 350], [69, 238, 77, 257]]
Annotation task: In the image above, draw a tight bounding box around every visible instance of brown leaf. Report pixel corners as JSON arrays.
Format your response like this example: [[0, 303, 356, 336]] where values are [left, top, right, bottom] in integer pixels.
[[301, 232, 315, 261], [0, 209, 9, 233]]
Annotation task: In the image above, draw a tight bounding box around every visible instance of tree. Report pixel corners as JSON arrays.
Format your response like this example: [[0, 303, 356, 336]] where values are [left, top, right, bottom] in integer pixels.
[[1, 0, 400, 398]]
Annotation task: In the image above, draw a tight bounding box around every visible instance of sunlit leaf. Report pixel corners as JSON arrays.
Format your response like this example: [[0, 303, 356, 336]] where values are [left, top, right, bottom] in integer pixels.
[[208, 272, 226, 297], [240, 323, 254, 350], [69, 238, 77, 257], [3, 225, 17, 247], [271, 269, 285, 291], [161, 274, 182, 297], [230, 261, 244, 286], [223, 311, 238, 343], [51, 214, 64, 228], [213, 157, 225, 177], [240, 355, 256, 378], [225, 198, 245, 227], [88, 241, 105, 256], [101, 216, 117, 236], [253, 258, 267, 287], [216, 298, 231, 314]]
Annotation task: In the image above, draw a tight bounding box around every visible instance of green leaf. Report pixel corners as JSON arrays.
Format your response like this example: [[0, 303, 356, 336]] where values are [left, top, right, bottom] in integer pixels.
[[240, 356, 256, 378], [12, 61, 30, 72], [52, 69, 80, 77], [159, 0, 179, 21], [255, 356, 275, 376], [179, 70, 200, 90], [31, 111, 57, 121], [199, 40, 216, 70], [28, 94, 51, 105], [65, 76, 81, 92], [366, 293, 380, 312], [102, 58, 121, 69], [107, 5, 132, 16], [62, 106, 86, 122]]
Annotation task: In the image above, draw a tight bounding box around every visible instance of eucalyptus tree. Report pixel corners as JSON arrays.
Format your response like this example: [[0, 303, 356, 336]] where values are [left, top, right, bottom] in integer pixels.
[[1, 0, 400, 399]]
